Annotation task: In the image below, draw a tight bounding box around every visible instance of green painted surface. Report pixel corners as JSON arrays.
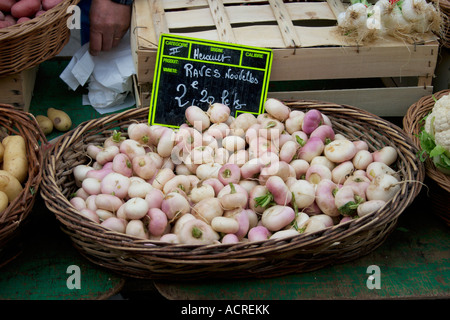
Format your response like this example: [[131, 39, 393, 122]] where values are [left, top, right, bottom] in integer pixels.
[[153, 190, 450, 300], [2, 59, 448, 300], [0, 196, 125, 300]]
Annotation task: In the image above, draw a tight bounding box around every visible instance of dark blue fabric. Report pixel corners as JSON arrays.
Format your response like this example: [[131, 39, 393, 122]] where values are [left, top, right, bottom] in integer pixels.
[[79, 0, 92, 45]]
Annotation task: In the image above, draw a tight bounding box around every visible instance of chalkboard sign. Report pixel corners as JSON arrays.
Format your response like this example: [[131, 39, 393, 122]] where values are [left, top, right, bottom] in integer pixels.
[[149, 34, 273, 128]]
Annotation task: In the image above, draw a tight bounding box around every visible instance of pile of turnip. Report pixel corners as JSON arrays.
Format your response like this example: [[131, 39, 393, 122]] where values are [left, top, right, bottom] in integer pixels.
[[70, 99, 403, 245], [337, 0, 441, 43]]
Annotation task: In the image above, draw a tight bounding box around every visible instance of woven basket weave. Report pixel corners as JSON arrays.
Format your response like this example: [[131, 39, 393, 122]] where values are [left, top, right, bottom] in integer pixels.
[[403, 89, 450, 225], [40, 101, 425, 280], [0, 104, 46, 266], [440, 0, 450, 48], [0, 0, 79, 77]]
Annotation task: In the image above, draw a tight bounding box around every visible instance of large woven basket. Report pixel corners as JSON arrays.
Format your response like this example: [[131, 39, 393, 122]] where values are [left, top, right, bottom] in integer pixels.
[[440, 0, 450, 48], [403, 89, 450, 225], [0, 104, 46, 267], [0, 0, 79, 77], [41, 101, 424, 280]]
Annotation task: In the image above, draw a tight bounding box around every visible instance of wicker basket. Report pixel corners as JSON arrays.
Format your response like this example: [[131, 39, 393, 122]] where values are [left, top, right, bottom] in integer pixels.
[[403, 89, 450, 225], [0, 104, 46, 267], [440, 0, 450, 48], [0, 0, 79, 77], [40, 101, 425, 280]]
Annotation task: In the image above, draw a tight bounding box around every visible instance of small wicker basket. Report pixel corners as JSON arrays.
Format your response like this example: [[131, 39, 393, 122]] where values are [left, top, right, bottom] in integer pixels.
[[41, 101, 425, 280], [0, 0, 79, 77], [403, 89, 450, 226], [0, 104, 46, 267]]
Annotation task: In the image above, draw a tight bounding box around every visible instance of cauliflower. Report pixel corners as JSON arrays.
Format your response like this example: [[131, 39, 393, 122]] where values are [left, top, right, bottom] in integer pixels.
[[420, 93, 450, 175]]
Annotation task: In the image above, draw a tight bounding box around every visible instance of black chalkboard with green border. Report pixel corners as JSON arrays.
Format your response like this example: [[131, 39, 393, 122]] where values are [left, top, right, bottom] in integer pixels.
[[149, 34, 273, 128]]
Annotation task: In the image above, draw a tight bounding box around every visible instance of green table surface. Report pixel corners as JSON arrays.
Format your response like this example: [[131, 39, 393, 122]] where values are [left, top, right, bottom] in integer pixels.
[[0, 59, 448, 302]]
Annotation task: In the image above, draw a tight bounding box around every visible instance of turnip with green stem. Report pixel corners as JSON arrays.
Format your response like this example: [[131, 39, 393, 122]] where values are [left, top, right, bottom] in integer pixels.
[[128, 123, 152, 145], [334, 185, 364, 216], [100, 172, 131, 199], [177, 218, 220, 245], [310, 125, 335, 144]]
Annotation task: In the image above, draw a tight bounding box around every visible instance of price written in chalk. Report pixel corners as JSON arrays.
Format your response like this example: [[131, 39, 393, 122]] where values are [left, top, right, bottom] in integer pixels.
[[149, 34, 273, 128]]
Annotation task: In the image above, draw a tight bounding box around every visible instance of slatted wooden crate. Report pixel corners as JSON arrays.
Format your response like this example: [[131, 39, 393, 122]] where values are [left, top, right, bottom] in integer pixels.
[[130, 0, 440, 116], [0, 66, 38, 112]]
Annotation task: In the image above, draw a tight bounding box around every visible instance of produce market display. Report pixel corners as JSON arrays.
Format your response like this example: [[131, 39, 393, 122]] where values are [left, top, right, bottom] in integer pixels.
[[41, 100, 424, 279]]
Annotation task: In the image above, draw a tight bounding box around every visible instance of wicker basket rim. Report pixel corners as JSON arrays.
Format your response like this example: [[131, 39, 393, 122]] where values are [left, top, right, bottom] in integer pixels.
[[0, 0, 79, 41], [402, 89, 450, 193]]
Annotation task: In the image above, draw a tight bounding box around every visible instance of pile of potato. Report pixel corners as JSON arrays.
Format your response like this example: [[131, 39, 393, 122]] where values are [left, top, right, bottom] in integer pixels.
[[0, 0, 63, 28], [0, 134, 27, 212]]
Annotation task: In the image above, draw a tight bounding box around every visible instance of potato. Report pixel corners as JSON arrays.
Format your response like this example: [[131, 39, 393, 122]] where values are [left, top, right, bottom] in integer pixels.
[[42, 0, 63, 10], [0, 20, 13, 28], [2, 135, 28, 183], [47, 108, 72, 132], [17, 16, 31, 23], [0, 0, 16, 12], [11, 0, 41, 18], [36, 115, 54, 135], [0, 170, 23, 202], [0, 190, 8, 212]]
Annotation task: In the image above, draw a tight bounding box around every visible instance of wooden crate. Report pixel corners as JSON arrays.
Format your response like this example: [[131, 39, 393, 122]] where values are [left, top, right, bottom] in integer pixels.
[[130, 0, 439, 116], [0, 66, 38, 112]]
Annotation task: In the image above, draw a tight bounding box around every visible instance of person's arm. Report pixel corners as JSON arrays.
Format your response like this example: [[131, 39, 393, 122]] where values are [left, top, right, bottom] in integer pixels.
[[89, 0, 133, 56]]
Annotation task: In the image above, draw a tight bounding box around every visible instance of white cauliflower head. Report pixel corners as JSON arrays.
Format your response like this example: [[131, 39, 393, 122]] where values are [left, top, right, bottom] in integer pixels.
[[424, 94, 450, 155]]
